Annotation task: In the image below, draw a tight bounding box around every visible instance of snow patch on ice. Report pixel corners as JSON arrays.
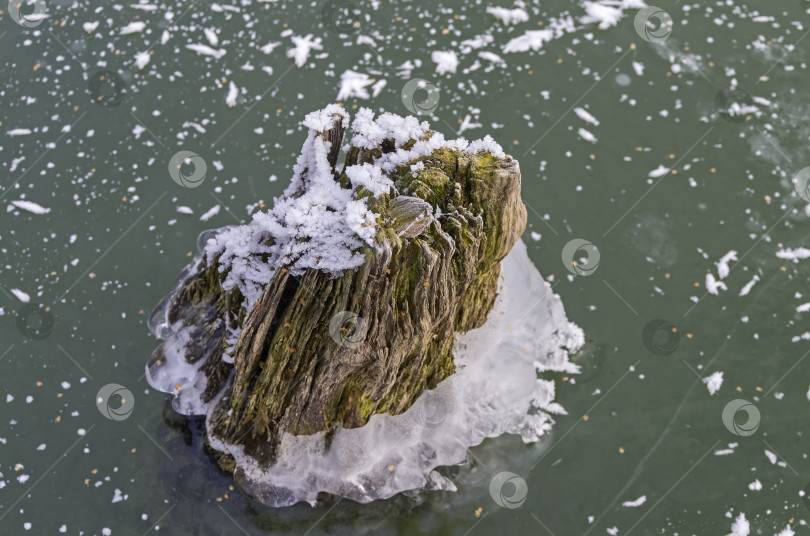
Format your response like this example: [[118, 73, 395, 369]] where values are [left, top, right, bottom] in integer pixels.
[[702, 371, 724, 395]]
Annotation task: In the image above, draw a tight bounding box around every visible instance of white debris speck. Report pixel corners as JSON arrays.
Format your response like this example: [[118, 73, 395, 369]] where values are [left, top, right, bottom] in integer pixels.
[[578, 128, 597, 143], [185, 43, 226, 59], [204, 28, 218, 46], [261, 41, 281, 54], [747, 479, 762, 491], [336, 70, 375, 100], [225, 81, 239, 108], [120, 22, 146, 35], [10, 289, 30, 303], [580, 1, 625, 29], [739, 275, 759, 296], [200, 205, 221, 221], [648, 165, 670, 178], [504, 29, 555, 53], [286, 34, 323, 67], [486, 6, 529, 25], [574, 107, 600, 126], [776, 247, 810, 261], [431, 50, 459, 75], [478, 51, 505, 64], [702, 371, 724, 395], [764, 450, 778, 464], [83, 21, 99, 34], [716, 250, 738, 279], [134, 51, 150, 70], [10, 200, 50, 214], [622, 495, 647, 507], [705, 273, 727, 295], [8, 128, 32, 136], [727, 513, 750, 536]]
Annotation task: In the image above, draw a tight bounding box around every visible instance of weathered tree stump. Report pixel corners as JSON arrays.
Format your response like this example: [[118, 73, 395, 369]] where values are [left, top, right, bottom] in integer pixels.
[[146, 105, 527, 496]]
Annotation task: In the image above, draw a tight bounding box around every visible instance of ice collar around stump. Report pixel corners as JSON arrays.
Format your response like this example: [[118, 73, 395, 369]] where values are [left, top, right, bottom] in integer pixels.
[[146, 105, 584, 506]]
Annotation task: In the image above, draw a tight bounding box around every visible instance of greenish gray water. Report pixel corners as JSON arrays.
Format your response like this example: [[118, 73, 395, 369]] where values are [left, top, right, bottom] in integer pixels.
[[2, 0, 810, 534]]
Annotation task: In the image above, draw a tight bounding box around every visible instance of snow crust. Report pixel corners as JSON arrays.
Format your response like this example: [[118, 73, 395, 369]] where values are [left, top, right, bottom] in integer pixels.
[[204, 105, 506, 310]]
